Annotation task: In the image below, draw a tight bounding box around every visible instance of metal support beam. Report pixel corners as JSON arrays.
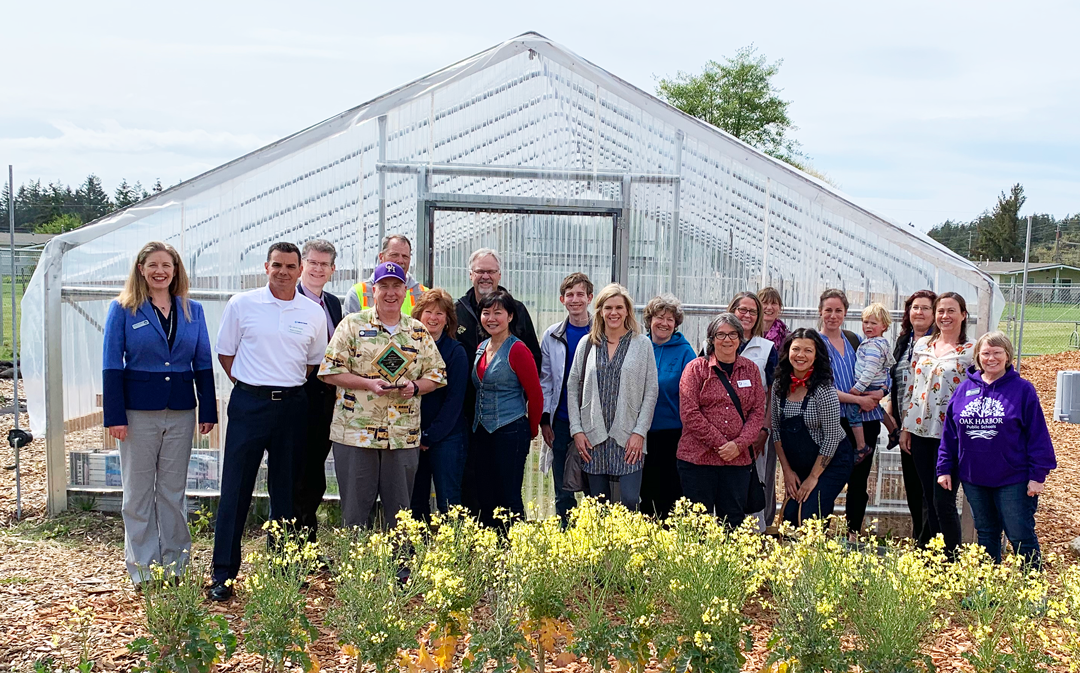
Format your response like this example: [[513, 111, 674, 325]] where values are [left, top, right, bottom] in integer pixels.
[[760, 178, 771, 288], [616, 174, 632, 285], [44, 255, 66, 515], [669, 131, 683, 293], [415, 168, 434, 288], [377, 115, 388, 245], [425, 192, 621, 216], [377, 161, 679, 184]]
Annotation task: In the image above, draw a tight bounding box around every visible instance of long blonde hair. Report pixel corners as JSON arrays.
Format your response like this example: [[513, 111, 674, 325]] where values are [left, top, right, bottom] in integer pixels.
[[118, 241, 192, 320], [588, 283, 639, 345]]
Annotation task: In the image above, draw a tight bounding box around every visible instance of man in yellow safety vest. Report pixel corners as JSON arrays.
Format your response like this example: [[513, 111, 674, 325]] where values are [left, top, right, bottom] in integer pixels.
[[344, 234, 429, 315]]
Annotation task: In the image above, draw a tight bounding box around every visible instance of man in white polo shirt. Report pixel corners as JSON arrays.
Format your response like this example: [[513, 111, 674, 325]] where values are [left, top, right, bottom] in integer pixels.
[[208, 242, 328, 601]]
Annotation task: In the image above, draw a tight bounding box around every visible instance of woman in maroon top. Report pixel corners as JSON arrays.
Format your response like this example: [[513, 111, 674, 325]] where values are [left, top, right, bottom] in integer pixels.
[[677, 313, 766, 526]]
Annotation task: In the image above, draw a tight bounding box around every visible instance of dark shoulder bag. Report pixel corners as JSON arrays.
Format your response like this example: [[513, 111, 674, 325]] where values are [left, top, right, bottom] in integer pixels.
[[562, 339, 593, 494], [711, 365, 767, 514]]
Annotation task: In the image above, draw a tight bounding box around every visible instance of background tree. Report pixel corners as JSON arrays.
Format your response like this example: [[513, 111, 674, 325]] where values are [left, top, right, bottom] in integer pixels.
[[114, 179, 151, 210], [34, 212, 83, 234], [657, 45, 802, 164], [973, 183, 1026, 261]]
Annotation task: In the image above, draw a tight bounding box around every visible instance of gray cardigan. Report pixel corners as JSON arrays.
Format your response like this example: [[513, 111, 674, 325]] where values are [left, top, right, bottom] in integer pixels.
[[567, 333, 659, 451]]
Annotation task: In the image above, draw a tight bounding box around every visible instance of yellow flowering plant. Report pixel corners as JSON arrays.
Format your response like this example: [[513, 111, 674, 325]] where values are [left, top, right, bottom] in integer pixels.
[[765, 518, 851, 673], [841, 538, 946, 673], [127, 560, 237, 673], [949, 546, 1055, 673], [327, 526, 429, 673], [240, 520, 321, 673], [462, 540, 536, 673], [1050, 563, 1080, 670], [654, 501, 767, 673]]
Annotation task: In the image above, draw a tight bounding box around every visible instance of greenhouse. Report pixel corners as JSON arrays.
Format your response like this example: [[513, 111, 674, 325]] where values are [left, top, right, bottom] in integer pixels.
[[19, 32, 1001, 516]]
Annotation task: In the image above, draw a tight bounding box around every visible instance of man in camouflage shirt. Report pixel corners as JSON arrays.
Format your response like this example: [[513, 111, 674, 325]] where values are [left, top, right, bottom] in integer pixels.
[[319, 261, 446, 527]]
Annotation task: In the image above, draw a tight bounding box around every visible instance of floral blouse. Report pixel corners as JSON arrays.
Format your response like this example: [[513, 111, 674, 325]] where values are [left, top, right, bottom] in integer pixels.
[[902, 336, 975, 439]]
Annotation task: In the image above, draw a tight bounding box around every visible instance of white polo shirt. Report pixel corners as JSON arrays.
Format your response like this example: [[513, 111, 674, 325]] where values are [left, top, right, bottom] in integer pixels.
[[216, 285, 329, 387]]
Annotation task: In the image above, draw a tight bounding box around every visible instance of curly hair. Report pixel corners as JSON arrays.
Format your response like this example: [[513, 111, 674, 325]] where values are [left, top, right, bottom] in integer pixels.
[[643, 293, 685, 332], [773, 328, 835, 400], [899, 290, 936, 338]]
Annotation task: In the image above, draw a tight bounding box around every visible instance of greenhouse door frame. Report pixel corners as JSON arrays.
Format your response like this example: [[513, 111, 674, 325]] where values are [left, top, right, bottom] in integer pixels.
[[376, 162, 684, 289]]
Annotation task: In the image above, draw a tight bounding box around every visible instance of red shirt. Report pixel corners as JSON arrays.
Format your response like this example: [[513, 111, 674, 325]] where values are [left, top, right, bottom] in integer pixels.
[[677, 355, 766, 466], [476, 340, 543, 438]]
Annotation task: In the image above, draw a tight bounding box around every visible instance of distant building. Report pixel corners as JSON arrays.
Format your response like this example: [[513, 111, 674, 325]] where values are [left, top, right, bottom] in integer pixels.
[[975, 261, 1080, 288], [0, 233, 53, 277]]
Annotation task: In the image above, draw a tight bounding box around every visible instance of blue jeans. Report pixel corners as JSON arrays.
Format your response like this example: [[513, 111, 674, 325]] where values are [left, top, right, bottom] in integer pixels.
[[550, 417, 579, 521], [411, 430, 467, 519], [587, 469, 642, 511], [962, 481, 1041, 567]]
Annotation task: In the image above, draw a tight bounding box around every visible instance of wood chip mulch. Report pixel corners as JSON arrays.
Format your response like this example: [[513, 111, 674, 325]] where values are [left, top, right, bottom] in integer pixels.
[[3, 355, 1080, 671]]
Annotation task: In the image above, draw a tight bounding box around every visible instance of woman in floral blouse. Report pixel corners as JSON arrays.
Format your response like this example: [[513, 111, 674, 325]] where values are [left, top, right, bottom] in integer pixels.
[[899, 291, 974, 554]]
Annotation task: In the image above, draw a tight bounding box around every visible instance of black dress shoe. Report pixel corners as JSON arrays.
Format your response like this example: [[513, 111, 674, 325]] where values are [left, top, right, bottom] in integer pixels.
[[207, 581, 233, 602]]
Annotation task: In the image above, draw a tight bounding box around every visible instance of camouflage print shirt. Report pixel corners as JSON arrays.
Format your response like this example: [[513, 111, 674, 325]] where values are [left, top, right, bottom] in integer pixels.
[[319, 308, 446, 449]]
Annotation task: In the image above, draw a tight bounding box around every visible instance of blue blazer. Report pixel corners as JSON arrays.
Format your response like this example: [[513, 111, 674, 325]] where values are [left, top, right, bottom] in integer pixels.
[[102, 298, 218, 427]]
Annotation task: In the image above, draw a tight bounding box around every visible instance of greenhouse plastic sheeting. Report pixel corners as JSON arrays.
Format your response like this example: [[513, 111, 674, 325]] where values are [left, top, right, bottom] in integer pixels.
[[21, 32, 1001, 437]]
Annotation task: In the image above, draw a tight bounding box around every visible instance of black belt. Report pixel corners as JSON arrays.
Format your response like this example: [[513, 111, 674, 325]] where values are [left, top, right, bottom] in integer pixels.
[[234, 380, 304, 401]]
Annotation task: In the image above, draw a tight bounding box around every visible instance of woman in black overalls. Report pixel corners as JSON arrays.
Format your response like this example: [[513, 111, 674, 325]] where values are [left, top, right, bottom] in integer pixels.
[[772, 328, 853, 525]]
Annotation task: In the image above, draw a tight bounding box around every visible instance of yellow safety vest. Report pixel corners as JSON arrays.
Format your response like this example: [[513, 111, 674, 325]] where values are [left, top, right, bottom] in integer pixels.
[[353, 281, 428, 316]]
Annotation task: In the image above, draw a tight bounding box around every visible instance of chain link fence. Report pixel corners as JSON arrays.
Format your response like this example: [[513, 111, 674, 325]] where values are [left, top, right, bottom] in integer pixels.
[[1000, 283, 1080, 356]]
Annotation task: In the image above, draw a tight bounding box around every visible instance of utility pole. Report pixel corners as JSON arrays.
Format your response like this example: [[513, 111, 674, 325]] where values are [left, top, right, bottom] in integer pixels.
[[1017, 214, 1034, 373], [1054, 220, 1062, 262]]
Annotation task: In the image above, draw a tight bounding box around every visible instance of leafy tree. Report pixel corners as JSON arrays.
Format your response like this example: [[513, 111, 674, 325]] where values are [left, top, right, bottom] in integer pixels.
[[34, 212, 83, 234], [974, 183, 1026, 261], [657, 45, 802, 163]]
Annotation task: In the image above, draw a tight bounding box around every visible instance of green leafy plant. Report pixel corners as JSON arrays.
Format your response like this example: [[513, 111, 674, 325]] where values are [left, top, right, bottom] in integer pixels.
[[240, 521, 320, 673], [127, 562, 236, 673], [463, 551, 535, 673]]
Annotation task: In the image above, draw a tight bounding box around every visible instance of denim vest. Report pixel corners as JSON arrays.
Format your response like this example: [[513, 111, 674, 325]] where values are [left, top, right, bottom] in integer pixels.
[[472, 335, 528, 433]]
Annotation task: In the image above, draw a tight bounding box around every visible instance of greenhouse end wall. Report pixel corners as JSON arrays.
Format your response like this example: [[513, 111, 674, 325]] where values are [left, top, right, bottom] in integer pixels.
[[19, 33, 1000, 515]]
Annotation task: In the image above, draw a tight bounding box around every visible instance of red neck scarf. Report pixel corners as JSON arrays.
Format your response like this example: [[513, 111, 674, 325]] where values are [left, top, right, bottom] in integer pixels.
[[790, 368, 813, 393]]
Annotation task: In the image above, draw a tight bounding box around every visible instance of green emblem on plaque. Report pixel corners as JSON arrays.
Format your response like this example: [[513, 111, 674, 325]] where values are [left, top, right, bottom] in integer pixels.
[[373, 342, 415, 383]]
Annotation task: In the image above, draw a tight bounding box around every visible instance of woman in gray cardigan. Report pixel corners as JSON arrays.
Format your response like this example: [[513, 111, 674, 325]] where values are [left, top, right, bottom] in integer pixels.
[[568, 283, 659, 510]]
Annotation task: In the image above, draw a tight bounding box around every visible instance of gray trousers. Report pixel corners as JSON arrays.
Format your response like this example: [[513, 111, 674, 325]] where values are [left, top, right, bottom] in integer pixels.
[[119, 408, 195, 584], [333, 442, 418, 528]]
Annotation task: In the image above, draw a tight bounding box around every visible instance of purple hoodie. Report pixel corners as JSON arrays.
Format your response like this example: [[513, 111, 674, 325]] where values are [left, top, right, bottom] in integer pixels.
[[937, 365, 1056, 487]]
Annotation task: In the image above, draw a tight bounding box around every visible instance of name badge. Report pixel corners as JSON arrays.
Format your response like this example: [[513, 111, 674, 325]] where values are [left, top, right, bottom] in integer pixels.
[[287, 323, 306, 335], [737, 379, 752, 388], [358, 330, 378, 337], [133, 320, 149, 329], [966, 388, 979, 396]]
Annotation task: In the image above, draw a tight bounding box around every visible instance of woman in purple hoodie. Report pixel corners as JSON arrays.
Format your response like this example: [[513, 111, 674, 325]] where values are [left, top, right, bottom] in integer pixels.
[[937, 331, 1056, 567]]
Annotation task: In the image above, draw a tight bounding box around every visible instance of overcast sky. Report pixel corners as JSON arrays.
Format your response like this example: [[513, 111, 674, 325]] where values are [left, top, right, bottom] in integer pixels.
[[3, 0, 1077, 231]]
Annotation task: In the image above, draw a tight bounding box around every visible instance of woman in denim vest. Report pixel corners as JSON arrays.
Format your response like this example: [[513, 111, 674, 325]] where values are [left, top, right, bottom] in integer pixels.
[[471, 290, 543, 529]]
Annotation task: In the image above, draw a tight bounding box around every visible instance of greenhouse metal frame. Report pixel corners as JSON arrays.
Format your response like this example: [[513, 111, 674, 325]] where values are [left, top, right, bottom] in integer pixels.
[[20, 32, 1000, 515]]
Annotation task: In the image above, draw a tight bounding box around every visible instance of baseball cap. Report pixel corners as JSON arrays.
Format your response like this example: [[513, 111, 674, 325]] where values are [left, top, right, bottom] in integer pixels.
[[373, 261, 407, 284]]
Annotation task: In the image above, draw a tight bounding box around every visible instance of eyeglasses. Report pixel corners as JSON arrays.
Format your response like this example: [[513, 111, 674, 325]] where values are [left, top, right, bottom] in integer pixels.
[[303, 260, 333, 269], [735, 307, 758, 316], [714, 332, 741, 341], [471, 268, 500, 277]]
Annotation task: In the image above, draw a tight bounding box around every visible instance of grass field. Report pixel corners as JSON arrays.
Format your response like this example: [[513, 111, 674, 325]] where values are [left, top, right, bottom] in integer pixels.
[[1001, 302, 1080, 356], [0, 276, 25, 361]]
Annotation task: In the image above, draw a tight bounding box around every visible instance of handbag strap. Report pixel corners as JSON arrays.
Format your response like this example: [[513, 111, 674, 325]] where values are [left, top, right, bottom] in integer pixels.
[[711, 365, 746, 422]]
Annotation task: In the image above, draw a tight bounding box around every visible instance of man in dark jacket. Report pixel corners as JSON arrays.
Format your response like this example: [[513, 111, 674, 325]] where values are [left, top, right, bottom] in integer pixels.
[[294, 239, 343, 542], [455, 248, 542, 510]]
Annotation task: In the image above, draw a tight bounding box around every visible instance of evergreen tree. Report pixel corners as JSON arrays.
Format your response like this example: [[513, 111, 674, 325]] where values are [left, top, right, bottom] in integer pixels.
[[974, 183, 1026, 261], [74, 174, 113, 223]]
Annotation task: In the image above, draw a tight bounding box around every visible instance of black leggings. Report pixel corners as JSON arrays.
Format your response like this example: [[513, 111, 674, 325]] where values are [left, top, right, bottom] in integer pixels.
[[909, 434, 961, 553], [844, 419, 880, 533]]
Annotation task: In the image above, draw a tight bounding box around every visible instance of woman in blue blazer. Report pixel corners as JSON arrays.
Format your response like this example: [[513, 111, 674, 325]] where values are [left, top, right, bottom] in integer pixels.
[[103, 241, 217, 587]]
